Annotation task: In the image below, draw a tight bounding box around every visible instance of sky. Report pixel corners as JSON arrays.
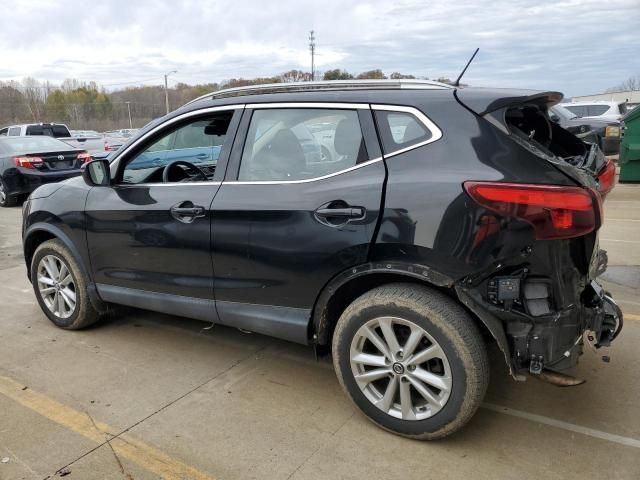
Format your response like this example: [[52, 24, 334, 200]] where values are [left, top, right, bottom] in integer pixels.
[[0, 0, 638, 97]]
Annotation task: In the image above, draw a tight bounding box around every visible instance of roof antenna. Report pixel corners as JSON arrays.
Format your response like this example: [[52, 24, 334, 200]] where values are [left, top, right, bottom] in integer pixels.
[[454, 48, 479, 87]]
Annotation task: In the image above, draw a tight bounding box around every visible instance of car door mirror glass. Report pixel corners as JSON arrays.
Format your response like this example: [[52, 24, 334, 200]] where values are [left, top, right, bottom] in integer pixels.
[[83, 159, 111, 186]]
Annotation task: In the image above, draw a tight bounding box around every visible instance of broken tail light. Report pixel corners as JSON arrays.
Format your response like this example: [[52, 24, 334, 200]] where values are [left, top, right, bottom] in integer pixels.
[[13, 156, 43, 169], [464, 181, 600, 240], [597, 159, 616, 197]]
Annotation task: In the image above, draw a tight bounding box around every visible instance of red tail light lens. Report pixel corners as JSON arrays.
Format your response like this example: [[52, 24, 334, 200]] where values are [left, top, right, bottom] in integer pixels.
[[597, 159, 616, 197], [13, 156, 43, 169], [77, 152, 92, 163], [464, 181, 600, 240]]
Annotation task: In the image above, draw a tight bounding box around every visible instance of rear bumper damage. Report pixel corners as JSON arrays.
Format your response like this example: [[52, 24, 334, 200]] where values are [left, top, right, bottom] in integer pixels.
[[456, 251, 623, 380]]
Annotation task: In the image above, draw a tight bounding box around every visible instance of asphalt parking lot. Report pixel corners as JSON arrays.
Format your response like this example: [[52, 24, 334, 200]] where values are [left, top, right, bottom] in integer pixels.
[[1, 184, 639, 480]]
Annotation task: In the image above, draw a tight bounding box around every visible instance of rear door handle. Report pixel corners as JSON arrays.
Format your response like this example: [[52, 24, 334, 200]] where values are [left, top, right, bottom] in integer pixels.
[[315, 207, 364, 218], [170, 201, 206, 223]]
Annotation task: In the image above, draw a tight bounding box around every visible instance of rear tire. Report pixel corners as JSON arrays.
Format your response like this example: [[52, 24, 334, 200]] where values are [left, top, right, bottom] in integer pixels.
[[31, 239, 101, 330], [332, 283, 489, 440], [0, 178, 16, 207]]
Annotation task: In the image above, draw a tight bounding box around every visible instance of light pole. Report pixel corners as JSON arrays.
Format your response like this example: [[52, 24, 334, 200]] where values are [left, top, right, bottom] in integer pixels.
[[309, 31, 315, 81], [125, 101, 132, 129], [164, 70, 177, 114]]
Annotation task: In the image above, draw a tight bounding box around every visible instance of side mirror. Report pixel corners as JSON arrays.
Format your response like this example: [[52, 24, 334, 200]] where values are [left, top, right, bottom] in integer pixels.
[[549, 114, 560, 123], [82, 159, 111, 187]]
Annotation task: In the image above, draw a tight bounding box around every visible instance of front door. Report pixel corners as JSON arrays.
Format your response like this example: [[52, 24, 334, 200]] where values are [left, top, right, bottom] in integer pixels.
[[210, 105, 385, 343], [85, 108, 240, 320]]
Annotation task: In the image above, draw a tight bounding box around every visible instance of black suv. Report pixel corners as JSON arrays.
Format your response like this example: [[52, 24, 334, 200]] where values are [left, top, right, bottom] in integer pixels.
[[22, 80, 622, 439]]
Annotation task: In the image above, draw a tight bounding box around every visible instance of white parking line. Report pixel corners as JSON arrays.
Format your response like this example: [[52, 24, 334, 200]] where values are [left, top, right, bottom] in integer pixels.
[[600, 238, 640, 244], [482, 403, 640, 449]]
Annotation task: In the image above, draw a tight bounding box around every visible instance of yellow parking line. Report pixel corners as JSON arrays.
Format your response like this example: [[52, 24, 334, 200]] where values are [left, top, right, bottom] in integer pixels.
[[625, 313, 640, 321], [0, 375, 215, 480]]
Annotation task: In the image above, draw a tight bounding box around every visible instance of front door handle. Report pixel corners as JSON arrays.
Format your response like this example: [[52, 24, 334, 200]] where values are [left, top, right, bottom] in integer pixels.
[[170, 201, 206, 223]]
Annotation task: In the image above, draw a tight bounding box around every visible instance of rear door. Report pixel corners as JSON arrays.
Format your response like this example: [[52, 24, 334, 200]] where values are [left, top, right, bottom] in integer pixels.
[[210, 103, 384, 343]]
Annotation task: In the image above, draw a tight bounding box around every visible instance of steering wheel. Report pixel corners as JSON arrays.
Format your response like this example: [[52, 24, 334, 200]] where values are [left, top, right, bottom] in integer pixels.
[[162, 160, 208, 183]]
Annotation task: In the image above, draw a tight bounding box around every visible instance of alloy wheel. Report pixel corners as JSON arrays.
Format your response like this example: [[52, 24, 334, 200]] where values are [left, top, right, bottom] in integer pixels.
[[0, 181, 6, 204], [349, 316, 452, 421], [36, 255, 77, 319]]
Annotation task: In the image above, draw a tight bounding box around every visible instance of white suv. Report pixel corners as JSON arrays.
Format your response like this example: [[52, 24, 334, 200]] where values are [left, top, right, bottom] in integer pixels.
[[559, 101, 627, 122]]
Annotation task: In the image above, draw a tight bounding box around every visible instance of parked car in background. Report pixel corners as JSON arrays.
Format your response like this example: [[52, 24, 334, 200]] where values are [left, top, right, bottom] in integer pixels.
[[70, 130, 101, 138], [549, 105, 621, 155], [104, 128, 138, 138], [22, 80, 622, 440], [0, 136, 90, 207], [560, 101, 627, 122], [0, 123, 105, 155], [102, 135, 126, 153]]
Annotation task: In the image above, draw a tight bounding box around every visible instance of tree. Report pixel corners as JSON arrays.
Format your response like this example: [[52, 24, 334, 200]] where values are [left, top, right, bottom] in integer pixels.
[[606, 75, 640, 93], [323, 69, 354, 80], [356, 69, 387, 80], [280, 70, 312, 83], [390, 72, 416, 79], [0, 81, 29, 123]]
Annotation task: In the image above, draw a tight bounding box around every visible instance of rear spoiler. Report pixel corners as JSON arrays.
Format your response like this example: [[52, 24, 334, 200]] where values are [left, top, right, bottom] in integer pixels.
[[455, 88, 563, 116]]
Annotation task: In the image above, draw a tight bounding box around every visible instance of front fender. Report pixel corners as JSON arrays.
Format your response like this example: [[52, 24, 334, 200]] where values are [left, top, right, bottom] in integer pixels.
[[23, 223, 108, 313], [24, 222, 89, 281]]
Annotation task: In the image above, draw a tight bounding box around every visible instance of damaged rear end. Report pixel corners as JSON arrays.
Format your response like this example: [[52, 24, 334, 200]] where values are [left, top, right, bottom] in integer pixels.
[[455, 89, 622, 381]]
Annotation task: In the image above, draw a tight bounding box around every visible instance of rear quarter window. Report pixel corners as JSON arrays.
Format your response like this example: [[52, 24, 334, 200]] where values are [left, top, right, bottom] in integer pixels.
[[374, 110, 433, 155]]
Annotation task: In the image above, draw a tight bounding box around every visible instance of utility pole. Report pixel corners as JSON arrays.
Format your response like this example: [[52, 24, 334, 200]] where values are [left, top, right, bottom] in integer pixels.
[[125, 101, 132, 129], [164, 70, 177, 114], [309, 30, 315, 81]]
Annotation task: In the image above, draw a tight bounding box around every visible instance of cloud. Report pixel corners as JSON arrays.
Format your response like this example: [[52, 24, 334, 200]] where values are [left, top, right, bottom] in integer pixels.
[[0, 0, 637, 96]]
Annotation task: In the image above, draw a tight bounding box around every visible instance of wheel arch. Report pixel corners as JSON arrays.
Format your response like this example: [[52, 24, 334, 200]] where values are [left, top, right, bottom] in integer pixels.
[[24, 223, 109, 313], [311, 262, 516, 377], [23, 224, 83, 280], [312, 262, 456, 346]]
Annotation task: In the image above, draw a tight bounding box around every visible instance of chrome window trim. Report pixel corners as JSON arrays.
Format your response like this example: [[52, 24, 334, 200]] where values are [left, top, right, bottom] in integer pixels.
[[115, 181, 222, 188], [109, 105, 244, 173], [225, 157, 383, 185], [371, 104, 443, 158], [246, 102, 369, 110], [109, 103, 443, 187]]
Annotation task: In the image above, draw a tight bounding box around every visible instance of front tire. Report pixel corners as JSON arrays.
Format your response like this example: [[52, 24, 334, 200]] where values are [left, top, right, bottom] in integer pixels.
[[332, 283, 489, 440], [31, 239, 101, 330]]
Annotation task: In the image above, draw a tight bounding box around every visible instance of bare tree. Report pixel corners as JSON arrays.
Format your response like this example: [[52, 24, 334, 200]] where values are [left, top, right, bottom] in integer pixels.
[[606, 75, 640, 92]]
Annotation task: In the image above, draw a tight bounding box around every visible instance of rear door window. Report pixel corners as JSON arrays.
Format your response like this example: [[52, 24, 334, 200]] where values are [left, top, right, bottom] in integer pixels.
[[565, 105, 586, 117], [586, 105, 610, 116], [238, 108, 367, 181]]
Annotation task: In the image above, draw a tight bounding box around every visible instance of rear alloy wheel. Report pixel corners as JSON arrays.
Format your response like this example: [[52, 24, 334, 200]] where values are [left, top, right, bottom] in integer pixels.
[[350, 316, 452, 421], [332, 284, 489, 440], [31, 239, 101, 329], [0, 179, 16, 207]]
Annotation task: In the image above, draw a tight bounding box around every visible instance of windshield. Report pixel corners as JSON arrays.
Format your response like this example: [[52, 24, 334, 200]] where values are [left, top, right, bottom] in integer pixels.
[[0, 136, 74, 153], [550, 105, 576, 120]]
